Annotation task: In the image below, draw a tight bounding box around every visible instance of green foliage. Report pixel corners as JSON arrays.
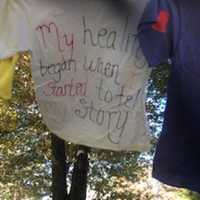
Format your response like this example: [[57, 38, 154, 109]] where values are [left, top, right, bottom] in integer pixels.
[[0, 53, 51, 199], [146, 64, 170, 138], [176, 190, 200, 200], [88, 150, 142, 200]]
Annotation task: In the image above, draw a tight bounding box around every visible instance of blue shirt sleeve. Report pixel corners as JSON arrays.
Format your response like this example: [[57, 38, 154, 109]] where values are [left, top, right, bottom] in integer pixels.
[[138, 0, 173, 67]]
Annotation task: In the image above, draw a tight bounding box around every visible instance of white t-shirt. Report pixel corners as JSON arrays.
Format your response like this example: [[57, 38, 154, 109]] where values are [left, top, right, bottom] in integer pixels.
[[0, 0, 152, 151]]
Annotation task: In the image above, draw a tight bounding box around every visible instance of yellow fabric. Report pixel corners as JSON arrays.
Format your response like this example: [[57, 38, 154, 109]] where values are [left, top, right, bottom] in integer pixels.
[[0, 54, 19, 100]]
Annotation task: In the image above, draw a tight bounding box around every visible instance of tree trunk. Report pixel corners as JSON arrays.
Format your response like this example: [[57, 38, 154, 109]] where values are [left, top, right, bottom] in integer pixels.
[[69, 146, 90, 200], [52, 134, 68, 200]]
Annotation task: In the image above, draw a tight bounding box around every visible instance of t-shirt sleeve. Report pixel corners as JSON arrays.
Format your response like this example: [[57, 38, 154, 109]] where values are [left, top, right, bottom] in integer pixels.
[[0, 1, 34, 59], [0, 54, 19, 100], [138, 0, 173, 67]]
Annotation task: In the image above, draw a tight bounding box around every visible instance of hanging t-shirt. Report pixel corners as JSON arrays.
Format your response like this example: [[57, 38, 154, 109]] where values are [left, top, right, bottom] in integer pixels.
[[0, 0, 152, 151], [138, 0, 200, 193]]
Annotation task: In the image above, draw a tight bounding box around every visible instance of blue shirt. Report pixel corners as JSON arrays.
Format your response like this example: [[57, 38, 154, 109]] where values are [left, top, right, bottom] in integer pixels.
[[138, 0, 200, 192]]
